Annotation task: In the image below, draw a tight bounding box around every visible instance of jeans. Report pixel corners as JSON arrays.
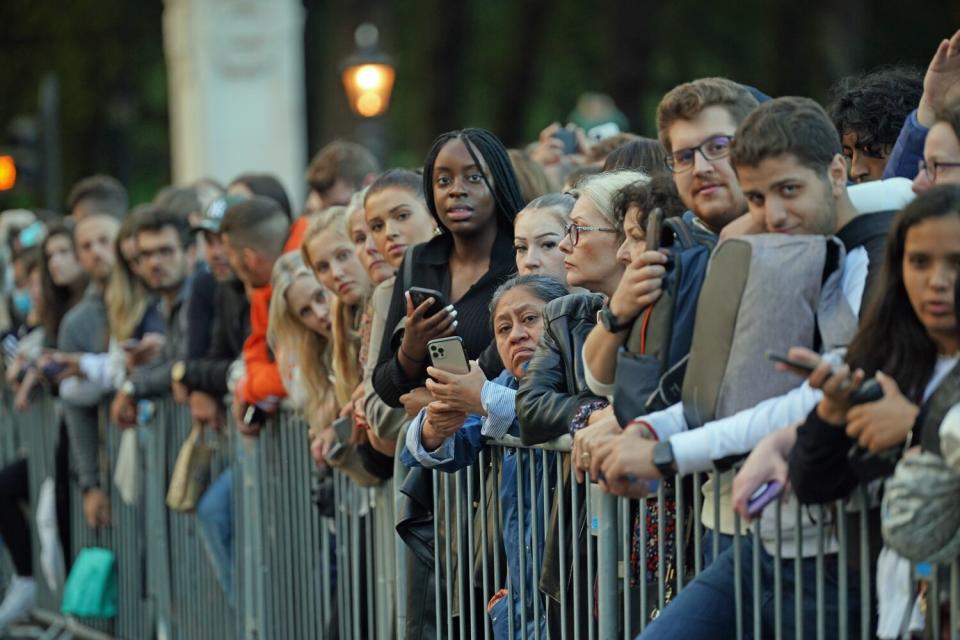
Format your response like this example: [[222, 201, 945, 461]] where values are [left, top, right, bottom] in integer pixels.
[[701, 530, 734, 570], [638, 535, 867, 640], [197, 468, 234, 604]]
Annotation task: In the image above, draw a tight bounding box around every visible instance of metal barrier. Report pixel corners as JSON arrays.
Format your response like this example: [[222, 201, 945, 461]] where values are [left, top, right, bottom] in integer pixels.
[[5, 387, 960, 639]]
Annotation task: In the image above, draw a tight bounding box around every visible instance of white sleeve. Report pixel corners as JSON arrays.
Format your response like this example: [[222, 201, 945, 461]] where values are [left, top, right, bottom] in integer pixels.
[[59, 375, 105, 408], [638, 402, 687, 440], [669, 383, 823, 475], [583, 356, 616, 400]]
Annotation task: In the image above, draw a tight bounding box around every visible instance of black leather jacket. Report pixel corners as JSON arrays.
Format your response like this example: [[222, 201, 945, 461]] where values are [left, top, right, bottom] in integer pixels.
[[517, 292, 606, 445]]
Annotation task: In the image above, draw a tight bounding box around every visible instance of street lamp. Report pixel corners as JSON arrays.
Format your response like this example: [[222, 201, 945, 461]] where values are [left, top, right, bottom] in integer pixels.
[[341, 24, 396, 119], [341, 23, 395, 163]]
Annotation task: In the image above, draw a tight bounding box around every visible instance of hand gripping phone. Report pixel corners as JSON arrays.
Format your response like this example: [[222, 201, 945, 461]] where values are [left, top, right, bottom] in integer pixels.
[[427, 336, 470, 375], [765, 350, 817, 375], [408, 287, 448, 319], [746, 481, 783, 516], [324, 415, 354, 463]]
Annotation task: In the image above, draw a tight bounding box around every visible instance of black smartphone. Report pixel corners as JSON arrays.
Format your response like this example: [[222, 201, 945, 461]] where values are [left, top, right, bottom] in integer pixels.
[[243, 404, 269, 427], [765, 351, 817, 375], [645, 208, 664, 252], [552, 128, 578, 155], [408, 287, 448, 319], [41, 362, 66, 382]]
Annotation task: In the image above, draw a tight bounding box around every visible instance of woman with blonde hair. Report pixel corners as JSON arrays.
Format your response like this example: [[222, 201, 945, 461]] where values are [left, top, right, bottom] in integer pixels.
[[267, 252, 336, 431]]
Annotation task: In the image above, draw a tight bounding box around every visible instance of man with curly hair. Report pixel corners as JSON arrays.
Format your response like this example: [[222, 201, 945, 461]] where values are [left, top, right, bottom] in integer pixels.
[[828, 66, 923, 183]]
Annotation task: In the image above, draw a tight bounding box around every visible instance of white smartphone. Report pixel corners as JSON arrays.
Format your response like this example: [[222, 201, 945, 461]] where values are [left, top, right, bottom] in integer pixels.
[[427, 336, 470, 375]]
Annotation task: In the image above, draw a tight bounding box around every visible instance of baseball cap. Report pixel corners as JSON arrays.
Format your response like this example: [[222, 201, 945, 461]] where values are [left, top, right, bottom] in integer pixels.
[[193, 194, 247, 234]]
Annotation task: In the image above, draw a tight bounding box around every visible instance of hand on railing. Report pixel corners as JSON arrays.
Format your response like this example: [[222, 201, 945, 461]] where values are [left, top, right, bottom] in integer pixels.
[[424, 360, 485, 416], [589, 421, 659, 499], [189, 391, 223, 431], [82, 487, 111, 528], [573, 412, 621, 483], [111, 389, 137, 429], [121, 333, 166, 370], [421, 402, 466, 451]]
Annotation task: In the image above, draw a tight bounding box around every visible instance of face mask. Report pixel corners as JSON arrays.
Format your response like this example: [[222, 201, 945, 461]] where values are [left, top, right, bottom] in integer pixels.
[[11, 288, 31, 317]]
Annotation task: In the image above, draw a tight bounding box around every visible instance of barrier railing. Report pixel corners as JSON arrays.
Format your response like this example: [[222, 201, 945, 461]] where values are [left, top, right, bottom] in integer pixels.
[[3, 389, 960, 639]]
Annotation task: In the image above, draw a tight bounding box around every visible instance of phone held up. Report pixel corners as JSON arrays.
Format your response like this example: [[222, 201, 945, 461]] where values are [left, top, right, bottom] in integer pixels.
[[407, 287, 448, 319], [427, 336, 470, 375]]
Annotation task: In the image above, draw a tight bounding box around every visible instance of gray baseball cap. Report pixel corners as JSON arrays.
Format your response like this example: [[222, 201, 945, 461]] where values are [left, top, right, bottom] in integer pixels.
[[193, 194, 248, 234]]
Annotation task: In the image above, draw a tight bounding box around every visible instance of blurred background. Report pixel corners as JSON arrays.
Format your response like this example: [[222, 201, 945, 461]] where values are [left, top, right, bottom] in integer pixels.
[[0, 0, 957, 210]]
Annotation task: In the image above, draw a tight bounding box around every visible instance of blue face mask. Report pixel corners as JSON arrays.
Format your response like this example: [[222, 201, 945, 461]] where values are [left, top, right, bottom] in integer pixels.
[[11, 288, 31, 317]]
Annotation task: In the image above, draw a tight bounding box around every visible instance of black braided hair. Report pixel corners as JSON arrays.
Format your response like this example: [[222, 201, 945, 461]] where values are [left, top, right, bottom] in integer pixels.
[[422, 128, 527, 234]]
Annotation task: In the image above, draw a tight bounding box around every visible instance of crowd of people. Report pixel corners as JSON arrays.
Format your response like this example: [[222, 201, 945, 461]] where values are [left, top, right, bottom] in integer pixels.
[[0, 27, 959, 640]]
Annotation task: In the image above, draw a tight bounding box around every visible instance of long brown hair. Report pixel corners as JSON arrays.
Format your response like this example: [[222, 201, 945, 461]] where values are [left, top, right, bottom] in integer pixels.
[[39, 222, 87, 340], [846, 185, 960, 399]]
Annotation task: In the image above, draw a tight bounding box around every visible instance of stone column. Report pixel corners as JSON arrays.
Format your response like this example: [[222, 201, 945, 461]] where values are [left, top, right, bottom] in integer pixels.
[[163, 0, 307, 209]]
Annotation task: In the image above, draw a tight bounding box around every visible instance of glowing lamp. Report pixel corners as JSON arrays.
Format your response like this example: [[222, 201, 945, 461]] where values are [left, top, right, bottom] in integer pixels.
[[341, 62, 396, 118], [0, 156, 15, 191]]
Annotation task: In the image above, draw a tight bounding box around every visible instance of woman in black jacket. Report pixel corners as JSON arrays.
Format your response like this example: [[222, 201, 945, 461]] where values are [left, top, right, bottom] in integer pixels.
[[372, 129, 525, 409], [517, 170, 648, 444]]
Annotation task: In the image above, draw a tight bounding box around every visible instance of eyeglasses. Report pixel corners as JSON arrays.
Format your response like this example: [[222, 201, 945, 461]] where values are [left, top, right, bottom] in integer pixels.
[[666, 135, 734, 173], [918, 158, 960, 183], [564, 222, 617, 247]]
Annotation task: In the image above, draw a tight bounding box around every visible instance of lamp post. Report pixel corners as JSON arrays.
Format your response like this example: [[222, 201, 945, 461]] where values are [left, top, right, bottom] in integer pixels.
[[341, 23, 395, 163]]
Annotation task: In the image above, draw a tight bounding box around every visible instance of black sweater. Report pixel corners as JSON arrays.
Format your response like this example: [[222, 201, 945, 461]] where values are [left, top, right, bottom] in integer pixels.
[[372, 228, 515, 407], [788, 210, 900, 504], [182, 277, 250, 397]]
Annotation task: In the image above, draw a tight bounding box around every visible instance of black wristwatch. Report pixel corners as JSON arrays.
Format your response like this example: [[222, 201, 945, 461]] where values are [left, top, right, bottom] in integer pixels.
[[652, 441, 677, 478], [598, 304, 631, 333]]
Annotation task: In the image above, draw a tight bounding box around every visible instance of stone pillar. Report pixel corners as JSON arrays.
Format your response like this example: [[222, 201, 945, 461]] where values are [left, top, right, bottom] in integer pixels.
[[163, 0, 307, 209]]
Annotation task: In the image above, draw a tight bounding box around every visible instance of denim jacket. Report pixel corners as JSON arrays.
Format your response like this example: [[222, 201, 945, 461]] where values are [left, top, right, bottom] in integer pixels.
[[401, 370, 553, 639]]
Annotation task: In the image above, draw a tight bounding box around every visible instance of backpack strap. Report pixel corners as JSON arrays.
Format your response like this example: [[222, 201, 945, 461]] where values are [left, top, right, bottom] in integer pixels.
[[920, 364, 960, 455]]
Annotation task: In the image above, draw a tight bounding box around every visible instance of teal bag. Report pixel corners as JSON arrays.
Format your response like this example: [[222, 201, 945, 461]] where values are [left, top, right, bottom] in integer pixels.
[[61, 547, 117, 618]]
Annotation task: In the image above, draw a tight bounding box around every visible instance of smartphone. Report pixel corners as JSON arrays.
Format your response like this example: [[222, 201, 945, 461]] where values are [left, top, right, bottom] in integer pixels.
[[408, 287, 448, 319], [747, 481, 783, 516], [765, 351, 817, 375], [243, 404, 269, 427], [331, 415, 353, 443], [552, 128, 577, 155], [645, 208, 664, 252], [121, 338, 141, 352], [41, 362, 66, 381], [427, 336, 470, 375]]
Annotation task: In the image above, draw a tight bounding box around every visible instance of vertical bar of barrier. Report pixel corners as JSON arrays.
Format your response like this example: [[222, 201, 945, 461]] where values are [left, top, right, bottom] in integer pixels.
[[733, 513, 743, 640], [572, 462, 582, 640], [557, 454, 569, 640], [597, 490, 619, 640], [365, 489, 376, 639], [638, 495, 648, 633], [466, 462, 479, 639], [676, 475, 685, 593], [351, 484, 363, 640], [492, 451, 507, 638], [455, 470, 467, 640], [517, 451, 529, 639], [858, 486, 870, 640], [712, 472, 721, 564], [693, 474, 703, 576], [443, 473, 455, 640], [529, 450, 542, 639], [657, 483, 666, 611], [932, 567, 942, 640], [621, 497, 630, 639], [795, 498, 804, 640], [774, 499, 783, 640], [951, 559, 959, 640], [753, 522, 762, 640], [321, 513, 332, 635], [837, 500, 848, 640], [816, 506, 826, 640], [541, 451, 552, 639], [478, 449, 492, 640], [432, 470, 443, 639], [587, 479, 596, 640]]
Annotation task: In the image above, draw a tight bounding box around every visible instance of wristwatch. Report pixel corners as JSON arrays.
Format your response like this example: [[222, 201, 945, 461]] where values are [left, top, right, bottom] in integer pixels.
[[652, 440, 677, 478], [171, 361, 186, 384], [597, 304, 631, 334], [120, 380, 136, 397]]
